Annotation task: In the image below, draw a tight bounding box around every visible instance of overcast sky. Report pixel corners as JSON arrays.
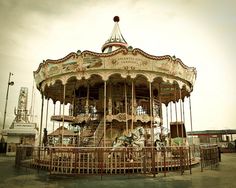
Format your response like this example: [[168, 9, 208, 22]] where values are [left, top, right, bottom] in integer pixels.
[[0, 0, 235, 132]]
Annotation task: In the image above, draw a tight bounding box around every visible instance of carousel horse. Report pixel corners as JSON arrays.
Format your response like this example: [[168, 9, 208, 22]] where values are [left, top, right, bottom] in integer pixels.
[[108, 127, 145, 160]]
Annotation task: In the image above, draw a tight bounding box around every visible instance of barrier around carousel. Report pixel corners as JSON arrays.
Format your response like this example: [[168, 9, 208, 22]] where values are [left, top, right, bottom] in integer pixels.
[[14, 144, 211, 177]]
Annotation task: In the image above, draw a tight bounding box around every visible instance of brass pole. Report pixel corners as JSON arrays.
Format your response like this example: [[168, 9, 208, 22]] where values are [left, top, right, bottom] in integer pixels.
[[59, 102, 61, 128], [53, 102, 56, 131], [131, 80, 134, 131], [166, 105, 169, 140], [174, 86, 179, 138], [45, 99, 49, 130], [62, 84, 66, 146], [103, 81, 107, 147], [179, 89, 184, 140], [149, 82, 153, 144], [189, 96, 193, 144], [125, 81, 128, 133], [159, 94, 163, 140]]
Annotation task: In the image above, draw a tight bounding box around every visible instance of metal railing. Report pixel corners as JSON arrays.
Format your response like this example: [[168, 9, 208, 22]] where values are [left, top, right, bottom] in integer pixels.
[[199, 144, 220, 171], [15, 144, 220, 176]]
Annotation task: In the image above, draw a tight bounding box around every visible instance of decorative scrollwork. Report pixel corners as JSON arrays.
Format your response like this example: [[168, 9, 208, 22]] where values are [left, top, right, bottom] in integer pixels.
[[134, 114, 151, 123], [74, 114, 91, 123], [51, 115, 74, 122]]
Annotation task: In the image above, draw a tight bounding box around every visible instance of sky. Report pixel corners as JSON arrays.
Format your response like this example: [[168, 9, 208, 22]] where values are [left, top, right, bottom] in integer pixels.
[[0, 0, 235, 132]]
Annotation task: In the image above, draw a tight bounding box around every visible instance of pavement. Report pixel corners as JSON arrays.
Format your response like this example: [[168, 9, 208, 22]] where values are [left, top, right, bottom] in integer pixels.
[[0, 153, 236, 188]]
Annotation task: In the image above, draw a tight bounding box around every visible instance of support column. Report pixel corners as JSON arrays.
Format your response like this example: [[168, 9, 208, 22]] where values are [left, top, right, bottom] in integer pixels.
[[62, 84, 66, 146], [179, 89, 184, 140], [72, 89, 76, 116], [175, 86, 179, 138], [166, 104, 169, 137], [182, 99, 186, 144], [149, 82, 154, 144], [169, 101, 173, 143], [39, 93, 44, 147], [53, 102, 56, 131], [45, 99, 49, 130], [133, 83, 137, 116], [125, 81, 128, 133], [59, 102, 61, 128], [149, 82, 155, 176], [170, 102, 173, 122], [182, 100, 186, 126], [103, 81, 107, 147], [189, 96, 193, 144], [131, 80, 134, 131], [159, 94, 163, 140]]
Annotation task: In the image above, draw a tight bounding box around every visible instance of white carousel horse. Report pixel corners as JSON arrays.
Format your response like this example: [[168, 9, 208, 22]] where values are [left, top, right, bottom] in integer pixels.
[[108, 127, 145, 160]]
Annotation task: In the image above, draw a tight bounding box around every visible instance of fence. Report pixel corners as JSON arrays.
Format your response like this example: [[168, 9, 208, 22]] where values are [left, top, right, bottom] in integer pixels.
[[200, 144, 220, 171], [15, 145, 220, 177]]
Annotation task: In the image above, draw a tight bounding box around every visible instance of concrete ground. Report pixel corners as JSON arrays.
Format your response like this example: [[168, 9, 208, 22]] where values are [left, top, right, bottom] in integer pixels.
[[0, 153, 236, 188]]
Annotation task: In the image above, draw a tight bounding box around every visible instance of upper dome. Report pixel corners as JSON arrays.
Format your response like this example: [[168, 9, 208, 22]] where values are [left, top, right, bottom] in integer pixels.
[[101, 16, 128, 53]]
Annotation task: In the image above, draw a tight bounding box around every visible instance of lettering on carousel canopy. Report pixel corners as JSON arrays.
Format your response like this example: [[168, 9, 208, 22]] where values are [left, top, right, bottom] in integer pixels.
[[110, 57, 149, 69]]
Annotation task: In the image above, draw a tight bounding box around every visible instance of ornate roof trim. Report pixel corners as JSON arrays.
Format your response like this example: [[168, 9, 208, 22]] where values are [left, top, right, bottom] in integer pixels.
[[132, 48, 197, 73], [34, 47, 196, 77]]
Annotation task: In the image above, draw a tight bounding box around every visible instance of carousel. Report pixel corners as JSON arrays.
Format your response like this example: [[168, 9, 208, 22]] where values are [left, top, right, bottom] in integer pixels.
[[29, 16, 198, 175]]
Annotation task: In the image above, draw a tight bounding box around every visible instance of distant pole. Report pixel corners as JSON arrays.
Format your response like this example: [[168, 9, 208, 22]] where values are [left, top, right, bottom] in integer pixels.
[[30, 80, 35, 122], [2, 72, 14, 130]]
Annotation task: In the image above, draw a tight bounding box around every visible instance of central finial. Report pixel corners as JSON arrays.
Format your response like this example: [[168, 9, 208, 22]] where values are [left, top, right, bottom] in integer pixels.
[[113, 16, 120, 22]]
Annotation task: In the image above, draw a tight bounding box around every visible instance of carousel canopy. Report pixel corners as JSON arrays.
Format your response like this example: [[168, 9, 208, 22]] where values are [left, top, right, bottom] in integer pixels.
[[34, 17, 197, 105]]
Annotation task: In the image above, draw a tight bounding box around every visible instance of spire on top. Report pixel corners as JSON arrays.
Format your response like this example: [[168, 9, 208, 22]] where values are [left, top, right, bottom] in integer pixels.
[[102, 16, 128, 53]]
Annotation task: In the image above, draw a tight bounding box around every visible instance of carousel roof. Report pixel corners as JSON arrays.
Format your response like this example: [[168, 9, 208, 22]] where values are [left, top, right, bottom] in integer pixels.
[[101, 16, 128, 53], [34, 16, 197, 105], [48, 126, 76, 136]]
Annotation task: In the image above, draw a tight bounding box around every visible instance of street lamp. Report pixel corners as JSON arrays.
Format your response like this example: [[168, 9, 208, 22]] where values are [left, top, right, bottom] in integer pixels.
[[2, 72, 14, 130]]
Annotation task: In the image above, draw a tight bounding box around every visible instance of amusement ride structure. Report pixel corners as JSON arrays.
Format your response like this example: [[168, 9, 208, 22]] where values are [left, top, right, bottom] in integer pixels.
[[17, 16, 203, 175], [34, 16, 196, 147]]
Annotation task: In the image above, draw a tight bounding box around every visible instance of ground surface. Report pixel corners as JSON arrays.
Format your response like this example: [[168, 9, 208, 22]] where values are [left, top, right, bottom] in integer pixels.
[[0, 153, 236, 188]]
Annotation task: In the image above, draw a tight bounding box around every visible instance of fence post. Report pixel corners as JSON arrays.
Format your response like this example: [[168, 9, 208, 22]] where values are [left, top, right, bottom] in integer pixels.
[[200, 147, 203, 172], [163, 147, 166, 177], [100, 148, 103, 180], [218, 146, 221, 162], [179, 147, 184, 175], [49, 147, 52, 175], [152, 147, 156, 177], [143, 148, 146, 174], [189, 146, 192, 174]]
